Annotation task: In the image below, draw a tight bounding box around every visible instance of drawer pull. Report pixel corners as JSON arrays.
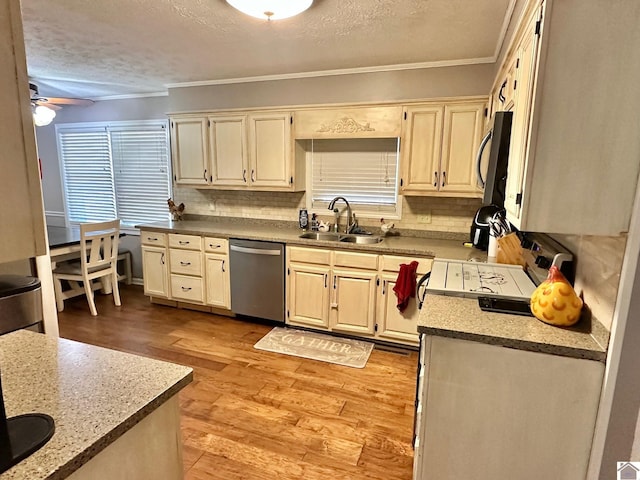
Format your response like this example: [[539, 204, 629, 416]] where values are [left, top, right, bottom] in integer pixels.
[[179, 241, 190, 245], [180, 261, 191, 266], [181, 287, 192, 292], [209, 244, 221, 249], [147, 237, 158, 241]]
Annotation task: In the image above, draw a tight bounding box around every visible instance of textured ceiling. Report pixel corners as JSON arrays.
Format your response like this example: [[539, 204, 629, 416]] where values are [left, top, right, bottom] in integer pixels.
[[20, 0, 515, 99]]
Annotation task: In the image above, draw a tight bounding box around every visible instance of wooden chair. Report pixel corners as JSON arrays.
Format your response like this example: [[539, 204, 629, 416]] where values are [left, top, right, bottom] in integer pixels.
[[53, 220, 122, 316]]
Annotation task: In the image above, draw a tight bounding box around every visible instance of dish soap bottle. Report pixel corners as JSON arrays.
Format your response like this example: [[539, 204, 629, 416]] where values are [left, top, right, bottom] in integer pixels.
[[299, 209, 308, 231]]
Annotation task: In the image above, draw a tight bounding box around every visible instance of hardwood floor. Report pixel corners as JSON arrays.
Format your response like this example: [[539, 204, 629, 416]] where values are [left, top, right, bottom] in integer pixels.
[[57, 285, 418, 479]]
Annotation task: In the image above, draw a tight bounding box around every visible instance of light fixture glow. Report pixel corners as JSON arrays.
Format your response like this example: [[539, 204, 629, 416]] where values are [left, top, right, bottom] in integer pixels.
[[226, 0, 313, 20], [33, 105, 56, 127]]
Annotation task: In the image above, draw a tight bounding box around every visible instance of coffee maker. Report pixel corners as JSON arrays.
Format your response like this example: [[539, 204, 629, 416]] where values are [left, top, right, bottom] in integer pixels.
[[470, 205, 503, 250]]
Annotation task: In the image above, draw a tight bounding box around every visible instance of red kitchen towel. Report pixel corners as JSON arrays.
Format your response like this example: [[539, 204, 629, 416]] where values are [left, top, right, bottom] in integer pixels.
[[393, 261, 419, 313]]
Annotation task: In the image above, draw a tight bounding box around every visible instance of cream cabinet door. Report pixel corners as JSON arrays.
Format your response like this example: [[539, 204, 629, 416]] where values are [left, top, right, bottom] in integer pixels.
[[504, 12, 541, 222], [287, 262, 330, 329], [330, 268, 377, 335], [439, 102, 484, 195], [170, 117, 209, 185], [248, 112, 292, 188], [401, 106, 443, 194], [205, 253, 230, 309], [376, 273, 420, 345], [0, 0, 46, 262], [142, 246, 168, 298], [209, 115, 248, 186]]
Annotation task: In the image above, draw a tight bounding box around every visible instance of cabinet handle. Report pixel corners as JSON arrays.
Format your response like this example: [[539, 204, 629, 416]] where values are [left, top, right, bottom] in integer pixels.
[[204, 169, 207, 181], [222, 260, 225, 273], [179, 241, 190, 245], [161, 253, 165, 265], [442, 171, 446, 187], [209, 244, 221, 249], [251, 169, 255, 182], [180, 261, 191, 266], [147, 236, 158, 241], [382, 280, 386, 295], [331, 275, 338, 308], [181, 286, 192, 292], [324, 273, 327, 288], [433, 172, 439, 187], [242, 169, 247, 182], [499, 81, 507, 103]]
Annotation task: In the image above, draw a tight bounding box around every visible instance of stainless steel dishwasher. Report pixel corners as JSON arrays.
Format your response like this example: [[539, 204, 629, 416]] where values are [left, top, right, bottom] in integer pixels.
[[229, 239, 285, 322]]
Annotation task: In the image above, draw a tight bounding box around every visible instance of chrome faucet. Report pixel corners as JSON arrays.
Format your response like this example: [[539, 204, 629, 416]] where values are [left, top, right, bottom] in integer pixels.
[[328, 196, 356, 234]]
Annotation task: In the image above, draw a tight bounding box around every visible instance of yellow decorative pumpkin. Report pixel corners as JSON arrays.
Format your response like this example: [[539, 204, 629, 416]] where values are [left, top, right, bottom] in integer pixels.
[[530, 266, 583, 327]]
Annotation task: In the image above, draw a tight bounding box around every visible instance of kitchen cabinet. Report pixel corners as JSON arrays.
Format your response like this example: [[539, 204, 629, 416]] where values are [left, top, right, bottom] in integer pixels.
[[497, 0, 640, 234], [140, 232, 169, 298], [168, 233, 204, 304], [169, 111, 304, 191], [170, 117, 209, 186], [286, 246, 431, 346], [294, 106, 402, 139], [0, 0, 47, 263], [400, 100, 485, 197], [377, 255, 433, 345], [414, 334, 603, 480], [204, 236, 230, 309]]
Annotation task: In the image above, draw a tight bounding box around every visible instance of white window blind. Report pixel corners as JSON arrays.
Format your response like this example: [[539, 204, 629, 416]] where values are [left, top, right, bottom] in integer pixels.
[[57, 121, 171, 228], [310, 138, 400, 215]]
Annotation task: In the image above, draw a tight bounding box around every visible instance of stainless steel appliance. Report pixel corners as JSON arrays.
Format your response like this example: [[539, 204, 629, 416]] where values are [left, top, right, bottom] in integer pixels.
[[470, 204, 503, 250], [229, 239, 285, 322], [0, 276, 44, 335], [476, 111, 513, 207]]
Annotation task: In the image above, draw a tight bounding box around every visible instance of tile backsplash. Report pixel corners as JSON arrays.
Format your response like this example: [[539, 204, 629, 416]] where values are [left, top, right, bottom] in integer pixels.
[[173, 187, 482, 235]]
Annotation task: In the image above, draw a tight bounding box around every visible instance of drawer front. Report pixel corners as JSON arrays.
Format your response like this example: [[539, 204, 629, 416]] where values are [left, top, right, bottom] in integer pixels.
[[170, 249, 203, 276], [204, 237, 229, 254], [288, 246, 331, 265], [380, 255, 433, 275], [140, 231, 167, 247], [333, 250, 378, 270], [168, 233, 202, 250], [170, 274, 204, 303]]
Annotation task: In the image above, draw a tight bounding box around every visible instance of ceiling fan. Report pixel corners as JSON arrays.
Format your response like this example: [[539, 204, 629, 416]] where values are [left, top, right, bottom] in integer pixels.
[[29, 82, 94, 126]]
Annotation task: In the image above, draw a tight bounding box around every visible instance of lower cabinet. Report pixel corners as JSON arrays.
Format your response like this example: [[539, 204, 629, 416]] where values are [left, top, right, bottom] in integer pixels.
[[141, 232, 169, 298], [204, 236, 230, 309], [286, 246, 432, 346], [414, 335, 604, 480]]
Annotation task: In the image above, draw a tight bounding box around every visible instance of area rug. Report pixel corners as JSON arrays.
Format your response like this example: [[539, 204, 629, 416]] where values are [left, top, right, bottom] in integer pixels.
[[254, 327, 374, 368]]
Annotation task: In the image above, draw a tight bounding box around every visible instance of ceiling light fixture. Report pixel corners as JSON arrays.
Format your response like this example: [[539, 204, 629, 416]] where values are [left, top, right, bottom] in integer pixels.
[[32, 105, 56, 127], [226, 0, 313, 20]]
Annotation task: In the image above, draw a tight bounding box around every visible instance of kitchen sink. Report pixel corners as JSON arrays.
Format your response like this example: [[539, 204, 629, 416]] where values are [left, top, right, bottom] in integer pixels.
[[339, 235, 384, 244], [299, 232, 343, 241]]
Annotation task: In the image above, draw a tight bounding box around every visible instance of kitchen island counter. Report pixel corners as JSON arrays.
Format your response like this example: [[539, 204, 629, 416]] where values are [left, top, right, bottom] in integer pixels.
[[137, 219, 478, 261], [0, 330, 192, 479], [418, 294, 607, 361]]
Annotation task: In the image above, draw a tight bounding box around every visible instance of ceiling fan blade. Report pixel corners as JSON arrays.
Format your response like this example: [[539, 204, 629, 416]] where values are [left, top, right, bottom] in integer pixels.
[[35, 101, 62, 111], [43, 97, 94, 107]]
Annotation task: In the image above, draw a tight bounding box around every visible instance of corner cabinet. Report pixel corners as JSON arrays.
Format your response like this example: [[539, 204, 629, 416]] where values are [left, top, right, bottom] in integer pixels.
[[169, 111, 304, 191], [497, 0, 640, 235], [400, 100, 485, 197], [0, 0, 47, 263]]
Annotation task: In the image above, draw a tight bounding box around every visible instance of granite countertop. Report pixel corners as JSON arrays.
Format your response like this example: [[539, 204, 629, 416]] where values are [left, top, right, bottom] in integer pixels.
[[0, 331, 193, 480], [137, 219, 480, 261], [418, 294, 607, 362]]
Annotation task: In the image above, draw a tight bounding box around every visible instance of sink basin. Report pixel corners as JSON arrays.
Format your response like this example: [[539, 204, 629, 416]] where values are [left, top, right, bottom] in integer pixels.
[[299, 232, 342, 241], [340, 235, 384, 244]]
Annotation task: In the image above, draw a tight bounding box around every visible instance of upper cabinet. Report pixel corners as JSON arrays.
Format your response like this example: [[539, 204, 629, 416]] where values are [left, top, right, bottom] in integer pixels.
[[401, 100, 485, 197], [294, 106, 402, 139], [0, 0, 46, 263], [170, 111, 304, 191], [499, 0, 640, 235]]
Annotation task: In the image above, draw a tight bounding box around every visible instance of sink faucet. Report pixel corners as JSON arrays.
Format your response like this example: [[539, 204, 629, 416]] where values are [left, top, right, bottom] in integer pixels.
[[328, 196, 356, 234]]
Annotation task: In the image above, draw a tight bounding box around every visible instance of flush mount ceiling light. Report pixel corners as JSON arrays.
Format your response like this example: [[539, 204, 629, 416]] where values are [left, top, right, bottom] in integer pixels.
[[226, 0, 313, 20], [32, 105, 56, 127]]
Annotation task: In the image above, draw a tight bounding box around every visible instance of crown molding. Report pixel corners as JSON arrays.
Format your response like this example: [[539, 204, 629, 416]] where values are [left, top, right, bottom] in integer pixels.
[[91, 91, 168, 101]]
